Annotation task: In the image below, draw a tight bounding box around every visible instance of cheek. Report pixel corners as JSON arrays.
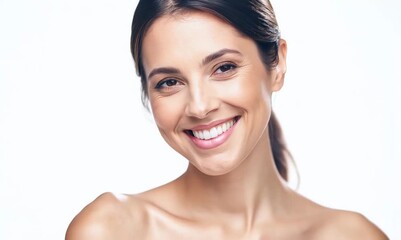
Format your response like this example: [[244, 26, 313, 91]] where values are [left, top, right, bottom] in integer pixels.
[[150, 96, 183, 131], [217, 71, 271, 108]]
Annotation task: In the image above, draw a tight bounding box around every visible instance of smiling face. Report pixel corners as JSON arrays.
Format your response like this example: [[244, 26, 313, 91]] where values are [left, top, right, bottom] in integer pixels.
[[141, 11, 286, 176]]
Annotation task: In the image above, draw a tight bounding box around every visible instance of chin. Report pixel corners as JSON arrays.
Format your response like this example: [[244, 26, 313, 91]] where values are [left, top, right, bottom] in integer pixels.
[[190, 157, 243, 176]]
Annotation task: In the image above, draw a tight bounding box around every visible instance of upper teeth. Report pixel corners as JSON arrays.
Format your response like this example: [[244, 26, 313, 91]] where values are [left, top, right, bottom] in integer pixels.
[[192, 119, 235, 140]]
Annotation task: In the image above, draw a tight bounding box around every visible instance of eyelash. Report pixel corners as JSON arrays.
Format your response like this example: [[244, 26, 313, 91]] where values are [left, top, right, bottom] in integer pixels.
[[214, 62, 237, 75], [153, 62, 238, 90], [154, 78, 180, 89]]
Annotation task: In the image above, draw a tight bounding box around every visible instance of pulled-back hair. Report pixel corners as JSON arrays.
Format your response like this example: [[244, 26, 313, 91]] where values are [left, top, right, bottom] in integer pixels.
[[130, 0, 292, 181]]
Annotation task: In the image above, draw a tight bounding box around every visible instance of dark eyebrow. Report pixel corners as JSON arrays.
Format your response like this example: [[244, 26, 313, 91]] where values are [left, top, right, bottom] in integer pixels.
[[147, 67, 181, 80], [202, 48, 242, 66], [147, 48, 242, 80]]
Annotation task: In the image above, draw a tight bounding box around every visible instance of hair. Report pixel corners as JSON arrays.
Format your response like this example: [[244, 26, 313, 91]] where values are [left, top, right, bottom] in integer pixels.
[[130, 0, 292, 181]]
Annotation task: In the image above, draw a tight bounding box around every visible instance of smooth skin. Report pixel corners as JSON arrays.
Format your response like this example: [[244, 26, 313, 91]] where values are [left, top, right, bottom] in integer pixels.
[[66, 11, 388, 240]]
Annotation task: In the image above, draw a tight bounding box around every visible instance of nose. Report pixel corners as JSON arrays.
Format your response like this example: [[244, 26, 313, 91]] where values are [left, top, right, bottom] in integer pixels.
[[184, 81, 220, 119]]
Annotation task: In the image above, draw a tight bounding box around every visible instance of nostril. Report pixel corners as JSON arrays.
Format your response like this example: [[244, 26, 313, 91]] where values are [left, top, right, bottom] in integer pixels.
[[185, 100, 220, 119]]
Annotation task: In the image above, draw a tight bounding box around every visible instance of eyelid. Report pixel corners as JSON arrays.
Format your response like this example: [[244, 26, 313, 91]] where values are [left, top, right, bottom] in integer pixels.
[[212, 62, 238, 75], [154, 77, 183, 90]]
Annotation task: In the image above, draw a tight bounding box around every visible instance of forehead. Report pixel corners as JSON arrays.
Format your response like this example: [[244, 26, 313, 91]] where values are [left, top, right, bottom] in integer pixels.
[[141, 11, 254, 71]]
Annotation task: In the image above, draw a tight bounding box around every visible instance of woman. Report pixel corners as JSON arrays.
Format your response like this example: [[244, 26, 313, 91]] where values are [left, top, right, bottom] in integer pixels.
[[66, 0, 388, 239]]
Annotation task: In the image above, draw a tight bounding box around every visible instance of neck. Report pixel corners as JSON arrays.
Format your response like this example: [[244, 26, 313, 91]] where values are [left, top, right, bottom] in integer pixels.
[[177, 131, 291, 229]]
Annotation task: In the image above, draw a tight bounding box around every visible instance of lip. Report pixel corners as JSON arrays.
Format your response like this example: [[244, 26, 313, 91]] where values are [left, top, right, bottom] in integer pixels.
[[185, 116, 240, 150], [189, 117, 238, 131]]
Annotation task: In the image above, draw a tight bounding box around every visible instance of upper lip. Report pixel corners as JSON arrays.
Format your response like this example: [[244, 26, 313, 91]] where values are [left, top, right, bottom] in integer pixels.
[[187, 116, 239, 131]]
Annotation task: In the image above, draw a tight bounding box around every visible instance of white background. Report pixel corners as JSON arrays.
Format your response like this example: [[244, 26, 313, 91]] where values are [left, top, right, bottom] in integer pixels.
[[1, 0, 400, 239]]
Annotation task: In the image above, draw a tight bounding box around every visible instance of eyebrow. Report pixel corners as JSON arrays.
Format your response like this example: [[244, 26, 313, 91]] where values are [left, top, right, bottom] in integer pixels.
[[147, 48, 242, 80], [147, 67, 180, 80], [201, 48, 242, 66]]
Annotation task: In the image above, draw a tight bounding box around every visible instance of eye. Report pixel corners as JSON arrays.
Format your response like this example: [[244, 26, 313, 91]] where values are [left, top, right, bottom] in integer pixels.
[[214, 63, 237, 74], [155, 79, 180, 89]]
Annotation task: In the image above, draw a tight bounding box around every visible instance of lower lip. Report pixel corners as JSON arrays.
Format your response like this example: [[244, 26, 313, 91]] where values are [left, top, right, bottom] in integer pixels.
[[187, 118, 239, 150]]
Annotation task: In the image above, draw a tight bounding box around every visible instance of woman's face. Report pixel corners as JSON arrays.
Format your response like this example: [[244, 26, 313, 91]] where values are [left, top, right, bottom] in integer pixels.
[[141, 11, 286, 176]]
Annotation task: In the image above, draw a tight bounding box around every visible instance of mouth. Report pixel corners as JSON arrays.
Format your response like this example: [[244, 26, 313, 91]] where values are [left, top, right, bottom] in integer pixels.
[[185, 116, 240, 140]]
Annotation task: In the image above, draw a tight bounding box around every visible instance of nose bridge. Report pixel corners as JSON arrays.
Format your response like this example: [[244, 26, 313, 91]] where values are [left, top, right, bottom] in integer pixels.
[[185, 78, 218, 118]]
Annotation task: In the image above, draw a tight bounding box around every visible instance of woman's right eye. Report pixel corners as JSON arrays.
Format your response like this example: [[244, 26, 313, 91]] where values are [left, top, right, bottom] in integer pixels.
[[155, 79, 180, 89]]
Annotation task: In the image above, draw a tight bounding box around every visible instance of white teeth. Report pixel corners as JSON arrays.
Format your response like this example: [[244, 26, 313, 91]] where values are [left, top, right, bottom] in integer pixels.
[[223, 123, 228, 132], [210, 127, 218, 138], [203, 130, 211, 139], [191, 119, 236, 140], [217, 126, 223, 135]]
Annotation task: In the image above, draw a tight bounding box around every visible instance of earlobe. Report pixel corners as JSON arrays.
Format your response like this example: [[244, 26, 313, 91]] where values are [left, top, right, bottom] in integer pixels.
[[272, 39, 287, 92]]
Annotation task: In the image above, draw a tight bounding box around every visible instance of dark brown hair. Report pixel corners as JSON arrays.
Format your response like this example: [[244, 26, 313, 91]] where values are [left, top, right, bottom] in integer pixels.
[[130, 0, 292, 180]]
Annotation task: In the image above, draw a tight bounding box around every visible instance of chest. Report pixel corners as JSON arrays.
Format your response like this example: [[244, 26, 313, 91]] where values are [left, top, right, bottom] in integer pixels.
[[142, 215, 316, 240]]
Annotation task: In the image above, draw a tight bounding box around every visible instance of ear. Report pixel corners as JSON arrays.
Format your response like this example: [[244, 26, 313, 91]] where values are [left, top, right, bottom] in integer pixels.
[[272, 39, 287, 92]]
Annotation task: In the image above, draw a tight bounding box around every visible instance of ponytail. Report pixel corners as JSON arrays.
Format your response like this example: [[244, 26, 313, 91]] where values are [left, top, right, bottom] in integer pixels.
[[268, 111, 291, 181]]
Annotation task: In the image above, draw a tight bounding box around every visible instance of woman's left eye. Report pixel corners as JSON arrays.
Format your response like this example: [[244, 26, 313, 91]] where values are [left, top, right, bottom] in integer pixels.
[[215, 63, 237, 74]]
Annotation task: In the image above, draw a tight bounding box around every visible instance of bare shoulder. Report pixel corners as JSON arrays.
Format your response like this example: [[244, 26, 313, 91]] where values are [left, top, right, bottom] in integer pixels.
[[65, 192, 148, 240], [313, 209, 388, 240]]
